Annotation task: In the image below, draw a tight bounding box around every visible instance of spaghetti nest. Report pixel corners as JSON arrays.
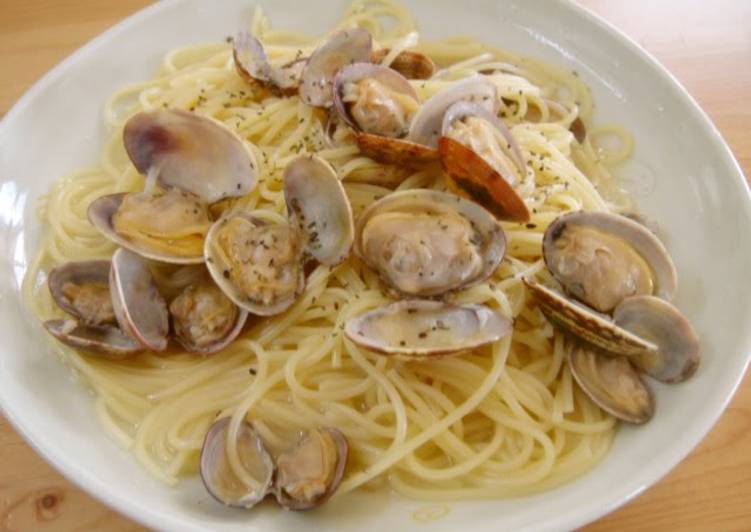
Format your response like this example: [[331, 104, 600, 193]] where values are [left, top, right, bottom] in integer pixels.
[[24, 0, 634, 499]]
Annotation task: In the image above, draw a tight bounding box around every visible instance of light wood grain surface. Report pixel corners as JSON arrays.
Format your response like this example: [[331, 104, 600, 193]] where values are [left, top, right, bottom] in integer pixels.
[[1, 1, 749, 530]]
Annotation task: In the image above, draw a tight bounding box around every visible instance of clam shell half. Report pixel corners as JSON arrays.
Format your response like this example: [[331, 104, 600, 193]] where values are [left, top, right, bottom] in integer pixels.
[[345, 300, 512, 359]]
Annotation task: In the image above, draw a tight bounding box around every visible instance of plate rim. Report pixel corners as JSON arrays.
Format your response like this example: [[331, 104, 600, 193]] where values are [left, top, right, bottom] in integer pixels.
[[0, 0, 749, 530]]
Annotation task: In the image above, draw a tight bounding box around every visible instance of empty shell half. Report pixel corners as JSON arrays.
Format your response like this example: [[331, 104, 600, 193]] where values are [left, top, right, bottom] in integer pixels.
[[344, 300, 512, 358], [568, 341, 655, 424], [283, 155, 354, 266], [200, 417, 275, 508], [614, 295, 700, 383], [523, 278, 657, 357], [123, 109, 258, 203], [204, 212, 305, 316], [275, 427, 349, 510], [110, 248, 170, 351], [354, 189, 506, 297]]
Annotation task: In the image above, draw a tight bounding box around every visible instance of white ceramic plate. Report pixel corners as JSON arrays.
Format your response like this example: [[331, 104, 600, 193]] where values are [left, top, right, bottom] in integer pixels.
[[1, 0, 749, 530]]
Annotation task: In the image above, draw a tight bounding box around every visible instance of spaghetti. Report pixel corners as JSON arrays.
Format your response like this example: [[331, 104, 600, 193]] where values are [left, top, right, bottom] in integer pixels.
[[23, 0, 635, 500]]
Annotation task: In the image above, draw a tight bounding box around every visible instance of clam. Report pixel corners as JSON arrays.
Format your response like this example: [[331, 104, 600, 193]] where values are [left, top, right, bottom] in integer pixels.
[[204, 212, 304, 316], [200, 417, 275, 508], [299, 28, 373, 108], [169, 275, 248, 355], [354, 189, 505, 297], [43, 319, 143, 359], [439, 100, 530, 222], [47, 260, 114, 326], [283, 154, 354, 265], [409, 75, 499, 149], [614, 296, 700, 383], [88, 190, 211, 264], [123, 109, 257, 203], [523, 278, 657, 356], [543, 211, 678, 313], [110, 248, 169, 351], [543, 211, 678, 312], [568, 342, 655, 424], [333, 63, 437, 166], [233, 31, 305, 95], [345, 300, 512, 359], [371, 48, 435, 80], [275, 427, 348, 510]]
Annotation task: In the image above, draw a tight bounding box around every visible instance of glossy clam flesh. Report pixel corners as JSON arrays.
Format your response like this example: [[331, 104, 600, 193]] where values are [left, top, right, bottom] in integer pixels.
[[200, 417, 275, 508], [408, 75, 499, 149], [439, 101, 530, 222], [299, 28, 373, 108], [345, 300, 512, 358], [123, 109, 258, 203], [568, 341, 655, 424], [47, 260, 114, 326], [88, 190, 211, 264], [543, 211, 678, 313], [614, 295, 700, 383], [283, 155, 354, 266], [110, 248, 170, 351], [336, 63, 419, 138], [275, 427, 348, 510], [205, 213, 304, 316], [354, 190, 506, 296], [169, 276, 248, 355]]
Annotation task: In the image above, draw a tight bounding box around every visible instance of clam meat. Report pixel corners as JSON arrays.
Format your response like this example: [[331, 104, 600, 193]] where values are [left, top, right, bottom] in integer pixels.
[[275, 427, 348, 510], [354, 189, 505, 296], [543, 211, 677, 313], [205, 212, 304, 316]]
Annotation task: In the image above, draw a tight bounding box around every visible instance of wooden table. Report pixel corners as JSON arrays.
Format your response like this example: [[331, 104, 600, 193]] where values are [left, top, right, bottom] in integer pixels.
[[1, 1, 749, 530]]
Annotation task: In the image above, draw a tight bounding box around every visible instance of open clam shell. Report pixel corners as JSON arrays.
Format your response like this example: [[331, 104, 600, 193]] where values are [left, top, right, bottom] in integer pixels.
[[543, 210, 678, 313], [354, 189, 506, 297], [523, 278, 657, 357], [614, 296, 700, 383], [204, 212, 305, 316], [88, 192, 209, 265], [110, 248, 169, 351], [169, 276, 248, 355], [233, 31, 303, 95], [200, 417, 275, 509], [283, 155, 354, 266], [345, 300, 511, 359], [43, 319, 142, 359], [333, 62, 437, 167], [47, 260, 114, 326], [123, 109, 258, 203], [409, 75, 499, 149], [568, 341, 655, 424], [299, 28, 373, 108], [275, 427, 348, 511], [371, 48, 435, 80]]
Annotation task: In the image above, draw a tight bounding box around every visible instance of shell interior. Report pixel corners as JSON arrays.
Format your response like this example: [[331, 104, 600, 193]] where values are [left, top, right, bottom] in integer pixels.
[[283, 155, 354, 266], [43, 319, 142, 359], [344, 300, 512, 358]]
